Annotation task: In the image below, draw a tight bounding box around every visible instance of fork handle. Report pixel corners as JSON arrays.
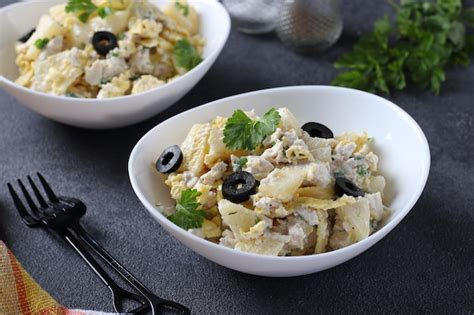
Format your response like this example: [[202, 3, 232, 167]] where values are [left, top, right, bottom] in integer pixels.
[[71, 224, 190, 314], [61, 230, 148, 313]]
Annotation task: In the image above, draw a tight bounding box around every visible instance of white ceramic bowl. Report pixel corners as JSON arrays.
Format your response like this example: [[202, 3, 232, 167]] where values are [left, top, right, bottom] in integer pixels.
[[129, 86, 430, 277], [0, 0, 230, 129]]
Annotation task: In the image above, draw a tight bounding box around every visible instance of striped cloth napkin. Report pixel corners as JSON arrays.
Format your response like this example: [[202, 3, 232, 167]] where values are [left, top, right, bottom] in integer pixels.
[[0, 241, 116, 315]]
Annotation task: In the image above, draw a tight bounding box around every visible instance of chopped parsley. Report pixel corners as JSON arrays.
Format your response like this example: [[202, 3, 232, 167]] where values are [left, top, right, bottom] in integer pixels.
[[168, 189, 205, 230], [356, 165, 368, 176], [174, 39, 202, 70], [353, 155, 363, 161], [232, 157, 248, 172], [34, 38, 49, 50], [223, 108, 281, 150], [255, 218, 261, 224], [175, 1, 189, 16], [117, 32, 126, 40], [228, 212, 237, 215], [97, 6, 112, 19], [65, 0, 98, 23]]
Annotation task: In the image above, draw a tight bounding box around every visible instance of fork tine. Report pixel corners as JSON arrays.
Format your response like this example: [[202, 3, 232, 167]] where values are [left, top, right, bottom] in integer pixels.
[[37, 172, 59, 202], [18, 179, 42, 217], [7, 183, 39, 227], [27, 176, 48, 208]]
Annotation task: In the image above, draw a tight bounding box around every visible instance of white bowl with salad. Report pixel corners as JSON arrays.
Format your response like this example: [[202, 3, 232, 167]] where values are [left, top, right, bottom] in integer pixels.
[[0, 0, 230, 129], [128, 86, 430, 277]]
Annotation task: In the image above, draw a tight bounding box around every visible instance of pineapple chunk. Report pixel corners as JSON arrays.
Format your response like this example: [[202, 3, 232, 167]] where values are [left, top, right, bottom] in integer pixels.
[[330, 197, 370, 249], [286, 195, 355, 213], [277, 108, 301, 136], [296, 186, 335, 200], [258, 166, 306, 202], [315, 210, 329, 254], [218, 199, 257, 238], [235, 238, 285, 256], [180, 123, 211, 175], [202, 217, 221, 239]]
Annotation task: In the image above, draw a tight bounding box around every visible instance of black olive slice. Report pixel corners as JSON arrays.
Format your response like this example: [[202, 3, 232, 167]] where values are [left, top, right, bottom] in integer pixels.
[[222, 171, 258, 203], [156, 145, 183, 174], [302, 122, 334, 139], [92, 31, 118, 56], [335, 176, 365, 198], [18, 29, 35, 43]]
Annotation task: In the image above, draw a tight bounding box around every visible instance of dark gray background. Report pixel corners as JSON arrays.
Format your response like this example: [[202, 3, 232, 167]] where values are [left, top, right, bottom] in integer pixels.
[[1, 0, 473, 314]]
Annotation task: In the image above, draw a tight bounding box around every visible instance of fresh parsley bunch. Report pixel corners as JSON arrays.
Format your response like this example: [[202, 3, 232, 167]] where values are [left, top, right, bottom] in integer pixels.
[[332, 0, 474, 94]]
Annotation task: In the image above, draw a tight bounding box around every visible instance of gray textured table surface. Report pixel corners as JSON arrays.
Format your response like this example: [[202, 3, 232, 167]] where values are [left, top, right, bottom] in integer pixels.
[[1, 0, 473, 314]]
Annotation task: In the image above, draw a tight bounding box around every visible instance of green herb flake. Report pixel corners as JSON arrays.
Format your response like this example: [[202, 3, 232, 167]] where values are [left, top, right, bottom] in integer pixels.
[[255, 218, 261, 224], [232, 157, 248, 172], [97, 6, 112, 19], [354, 155, 363, 161], [228, 212, 237, 215], [65, 0, 98, 23], [34, 38, 49, 50], [175, 1, 189, 16], [167, 189, 205, 230], [356, 165, 368, 177], [174, 38, 203, 71], [223, 108, 281, 150], [117, 32, 126, 40]]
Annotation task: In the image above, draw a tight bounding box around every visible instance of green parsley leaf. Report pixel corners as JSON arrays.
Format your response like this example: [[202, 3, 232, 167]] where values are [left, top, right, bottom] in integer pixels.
[[97, 7, 112, 19], [65, 0, 98, 23], [174, 39, 202, 70], [356, 165, 368, 177], [232, 157, 248, 172], [167, 189, 205, 230], [117, 32, 126, 40], [175, 1, 189, 16], [333, 0, 474, 95], [223, 108, 281, 151], [34, 38, 49, 50]]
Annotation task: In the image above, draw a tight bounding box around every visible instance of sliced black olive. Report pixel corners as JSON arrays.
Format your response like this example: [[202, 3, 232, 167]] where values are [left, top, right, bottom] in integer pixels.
[[92, 31, 118, 56], [156, 145, 183, 174], [302, 122, 334, 139], [222, 171, 258, 203], [335, 176, 365, 198], [18, 29, 35, 43]]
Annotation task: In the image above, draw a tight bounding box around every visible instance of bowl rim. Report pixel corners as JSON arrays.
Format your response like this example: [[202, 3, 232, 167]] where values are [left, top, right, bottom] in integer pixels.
[[128, 85, 431, 261], [0, 0, 231, 103]]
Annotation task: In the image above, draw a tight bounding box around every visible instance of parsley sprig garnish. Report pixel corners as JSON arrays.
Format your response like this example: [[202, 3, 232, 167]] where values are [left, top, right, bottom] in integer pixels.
[[34, 38, 49, 50], [174, 39, 203, 70], [332, 0, 474, 95], [223, 108, 281, 151], [232, 157, 248, 172], [65, 0, 113, 23], [175, 1, 189, 16], [168, 189, 205, 230]]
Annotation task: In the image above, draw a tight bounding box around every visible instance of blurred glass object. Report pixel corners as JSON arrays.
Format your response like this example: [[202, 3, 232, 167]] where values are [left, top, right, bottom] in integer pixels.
[[276, 0, 343, 53], [222, 0, 282, 34]]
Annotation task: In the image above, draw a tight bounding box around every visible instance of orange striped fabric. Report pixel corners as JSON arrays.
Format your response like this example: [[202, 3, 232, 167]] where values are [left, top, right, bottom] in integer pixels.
[[0, 241, 116, 315]]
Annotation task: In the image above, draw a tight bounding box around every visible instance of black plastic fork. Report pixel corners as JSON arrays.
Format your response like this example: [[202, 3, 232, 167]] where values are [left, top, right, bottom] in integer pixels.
[[8, 173, 190, 315]]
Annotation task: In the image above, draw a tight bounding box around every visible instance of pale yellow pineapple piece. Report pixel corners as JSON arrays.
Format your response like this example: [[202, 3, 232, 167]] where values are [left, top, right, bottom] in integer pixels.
[[258, 166, 306, 203], [202, 216, 221, 239], [235, 238, 285, 256], [218, 199, 257, 238], [315, 210, 329, 254], [296, 186, 335, 200], [180, 123, 211, 175], [286, 195, 356, 213], [335, 132, 369, 153]]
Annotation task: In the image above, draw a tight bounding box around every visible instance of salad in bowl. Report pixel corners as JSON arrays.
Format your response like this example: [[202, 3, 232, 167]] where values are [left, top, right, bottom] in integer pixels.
[[154, 107, 388, 256], [14, 0, 204, 98]]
